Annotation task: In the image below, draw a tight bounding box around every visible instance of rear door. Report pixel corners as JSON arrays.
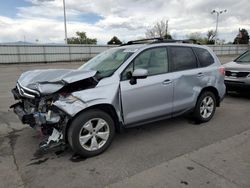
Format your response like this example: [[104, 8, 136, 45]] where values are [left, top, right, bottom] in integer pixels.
[[169, 46, 204, 113], [120, 47, 174, 125]]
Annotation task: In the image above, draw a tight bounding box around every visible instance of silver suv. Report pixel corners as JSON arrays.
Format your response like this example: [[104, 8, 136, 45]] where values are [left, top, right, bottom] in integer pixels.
[[224, 50, 250, 92], [11, 39, 226, 157]]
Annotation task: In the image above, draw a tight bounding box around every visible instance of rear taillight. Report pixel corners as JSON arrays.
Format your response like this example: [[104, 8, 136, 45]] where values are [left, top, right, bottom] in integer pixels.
[[218, 66, 225, 75]]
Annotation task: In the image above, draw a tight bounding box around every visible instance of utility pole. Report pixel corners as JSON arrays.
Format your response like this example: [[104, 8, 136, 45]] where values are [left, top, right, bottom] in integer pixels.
[[165, 20, 168, 38], [211, 9, 227, 45], [63, 0, 68, 44]]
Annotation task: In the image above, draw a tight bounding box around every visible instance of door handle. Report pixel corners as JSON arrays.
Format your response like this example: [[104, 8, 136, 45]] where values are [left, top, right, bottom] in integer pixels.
[[197, 72, 205, 77], [162, 79, 172, 85]]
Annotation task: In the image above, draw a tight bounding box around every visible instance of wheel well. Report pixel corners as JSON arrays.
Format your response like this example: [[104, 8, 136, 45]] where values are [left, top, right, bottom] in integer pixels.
[[199, 86, 220, 107], [64, 104, 122, 143], [86, 104, 121, 130]]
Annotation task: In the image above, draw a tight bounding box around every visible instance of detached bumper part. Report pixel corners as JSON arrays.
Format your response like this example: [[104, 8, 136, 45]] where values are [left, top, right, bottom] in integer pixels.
[[40, 128, 63, 150]]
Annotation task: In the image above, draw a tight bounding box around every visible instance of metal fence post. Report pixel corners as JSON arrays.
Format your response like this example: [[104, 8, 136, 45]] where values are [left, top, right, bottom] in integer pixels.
[[42, 45, 46, 63], [89, 45, 92, 60], [68, 45, 72, 62], [16, 45, 21, 63]]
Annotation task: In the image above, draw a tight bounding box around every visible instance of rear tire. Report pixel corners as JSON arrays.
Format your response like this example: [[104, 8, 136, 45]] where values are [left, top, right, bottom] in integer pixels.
[[68, 109, 115, 158], [193, 91, 216, 123]]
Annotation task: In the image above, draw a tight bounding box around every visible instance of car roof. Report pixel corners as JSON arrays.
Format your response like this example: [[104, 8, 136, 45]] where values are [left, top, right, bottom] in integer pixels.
[[116, 42, 210, 51]]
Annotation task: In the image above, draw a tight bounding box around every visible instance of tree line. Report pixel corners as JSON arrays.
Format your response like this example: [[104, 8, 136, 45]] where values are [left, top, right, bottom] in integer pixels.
[[67, 19, 249, 45]]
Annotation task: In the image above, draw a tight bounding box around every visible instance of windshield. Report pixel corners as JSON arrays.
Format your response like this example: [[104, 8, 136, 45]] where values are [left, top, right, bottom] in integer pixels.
[[235, 51, 250, 63], [78, 48, 134, 78]]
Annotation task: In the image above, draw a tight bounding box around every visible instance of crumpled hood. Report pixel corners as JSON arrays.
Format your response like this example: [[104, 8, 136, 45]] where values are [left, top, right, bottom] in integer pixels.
[[18, 69, 97, 94], [224, 61, 250, 71]]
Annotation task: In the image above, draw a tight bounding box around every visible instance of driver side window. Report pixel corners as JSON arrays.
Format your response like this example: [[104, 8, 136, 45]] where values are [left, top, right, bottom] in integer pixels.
[[121, 47, 168, 80]]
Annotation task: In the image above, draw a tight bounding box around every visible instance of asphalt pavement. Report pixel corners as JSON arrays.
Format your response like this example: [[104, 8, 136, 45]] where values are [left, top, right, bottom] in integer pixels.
[[1, 55, 250, 188]]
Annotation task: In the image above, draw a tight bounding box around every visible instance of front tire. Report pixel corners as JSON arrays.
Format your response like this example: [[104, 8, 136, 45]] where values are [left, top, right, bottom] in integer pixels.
[[68, 109, 115, 157], [193, 91, 216, 123]]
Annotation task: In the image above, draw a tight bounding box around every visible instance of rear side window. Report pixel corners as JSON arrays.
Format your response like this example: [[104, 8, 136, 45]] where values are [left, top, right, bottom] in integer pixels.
[[169, 47, 197, 71], [194, 48, 214, 67]]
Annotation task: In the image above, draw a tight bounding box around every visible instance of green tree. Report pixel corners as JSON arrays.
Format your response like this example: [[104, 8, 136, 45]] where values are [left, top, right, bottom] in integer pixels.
[[187, 32, 207, 44], [187, 31, 218, 44], [107, 36, 122, 45], [67, 32, 97, 44], [233, 28, 249, 44], [164, 33, 172, 39]]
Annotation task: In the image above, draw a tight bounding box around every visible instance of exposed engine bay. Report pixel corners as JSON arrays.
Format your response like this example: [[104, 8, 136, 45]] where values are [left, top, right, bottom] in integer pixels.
[[11, 69, 99, 151]]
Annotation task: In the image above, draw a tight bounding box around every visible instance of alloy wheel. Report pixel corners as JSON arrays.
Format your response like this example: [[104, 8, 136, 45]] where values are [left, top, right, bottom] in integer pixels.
[[79, 118, 110, 151], [200, 96, 214, 119]]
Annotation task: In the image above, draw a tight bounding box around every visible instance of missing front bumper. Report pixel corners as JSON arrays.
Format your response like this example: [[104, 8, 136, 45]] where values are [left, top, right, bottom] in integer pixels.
[[10, 102, 61, 128], [10, 103, 36, 127], [10, 102, 67, 151]]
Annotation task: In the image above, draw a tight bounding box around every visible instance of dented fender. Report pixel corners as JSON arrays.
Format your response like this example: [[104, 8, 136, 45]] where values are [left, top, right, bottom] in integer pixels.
[[53, 78, 123, 122]]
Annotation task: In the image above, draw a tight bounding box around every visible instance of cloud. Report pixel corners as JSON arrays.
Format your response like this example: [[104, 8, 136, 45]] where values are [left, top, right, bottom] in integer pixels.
[[0, 0, 249, 44]]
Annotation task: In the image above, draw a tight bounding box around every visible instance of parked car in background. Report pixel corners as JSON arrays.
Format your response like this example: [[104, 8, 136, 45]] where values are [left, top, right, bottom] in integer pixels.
[[224, 50, 250, 92], [11, 38, 226, 157]]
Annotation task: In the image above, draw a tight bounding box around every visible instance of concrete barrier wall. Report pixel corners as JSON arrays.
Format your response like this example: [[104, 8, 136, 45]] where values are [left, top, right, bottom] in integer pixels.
[[0, 44, 115, 64], [207, 45, 249, 56], [0, 44, 249, 64]]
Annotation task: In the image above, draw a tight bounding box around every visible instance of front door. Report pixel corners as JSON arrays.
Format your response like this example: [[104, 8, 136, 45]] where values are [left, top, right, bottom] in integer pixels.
[[120, 47, 174, 125]]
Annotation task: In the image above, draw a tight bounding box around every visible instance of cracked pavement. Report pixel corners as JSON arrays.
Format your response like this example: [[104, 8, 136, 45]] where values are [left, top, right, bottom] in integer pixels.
[[1, 56, 250, 188]]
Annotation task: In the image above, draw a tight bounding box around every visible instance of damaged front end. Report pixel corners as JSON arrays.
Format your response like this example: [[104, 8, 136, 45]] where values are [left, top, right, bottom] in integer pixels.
[[11, 83, 68, 150], [10, 69, 98, 151]]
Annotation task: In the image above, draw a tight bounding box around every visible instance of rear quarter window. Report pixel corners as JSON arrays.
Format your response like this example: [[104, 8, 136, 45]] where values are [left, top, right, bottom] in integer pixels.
[[194, 48, 214, 67]]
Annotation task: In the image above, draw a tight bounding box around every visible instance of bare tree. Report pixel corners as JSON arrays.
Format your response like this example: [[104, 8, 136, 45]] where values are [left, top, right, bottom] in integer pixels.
[[207, 30, 216, 44], [145, 19, 172, 39]]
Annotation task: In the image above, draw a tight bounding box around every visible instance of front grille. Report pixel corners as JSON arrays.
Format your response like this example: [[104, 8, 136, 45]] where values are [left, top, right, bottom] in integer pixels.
[[16, 82, 39, 99], [225, 71, 249, 78]]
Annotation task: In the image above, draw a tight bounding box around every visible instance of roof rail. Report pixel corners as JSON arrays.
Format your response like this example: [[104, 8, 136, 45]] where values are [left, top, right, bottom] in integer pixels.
[[152, 39, 199, 44], [121, 38, 163, 46], [121, 38, 199, 46]]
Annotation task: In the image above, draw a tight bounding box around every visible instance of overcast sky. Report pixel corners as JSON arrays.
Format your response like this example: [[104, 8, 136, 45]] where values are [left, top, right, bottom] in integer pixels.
[[0, 0, 249, 44]]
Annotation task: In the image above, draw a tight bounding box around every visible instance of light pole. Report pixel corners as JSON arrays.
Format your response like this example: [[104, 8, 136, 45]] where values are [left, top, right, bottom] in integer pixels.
[[211, 9, 227, 44], [63, 0, 68, 44]]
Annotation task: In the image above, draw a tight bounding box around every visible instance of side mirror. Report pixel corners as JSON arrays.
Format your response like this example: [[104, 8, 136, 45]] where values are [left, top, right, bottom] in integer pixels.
[[132, 69, 148, 79], [130, 69, 148, 85]]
